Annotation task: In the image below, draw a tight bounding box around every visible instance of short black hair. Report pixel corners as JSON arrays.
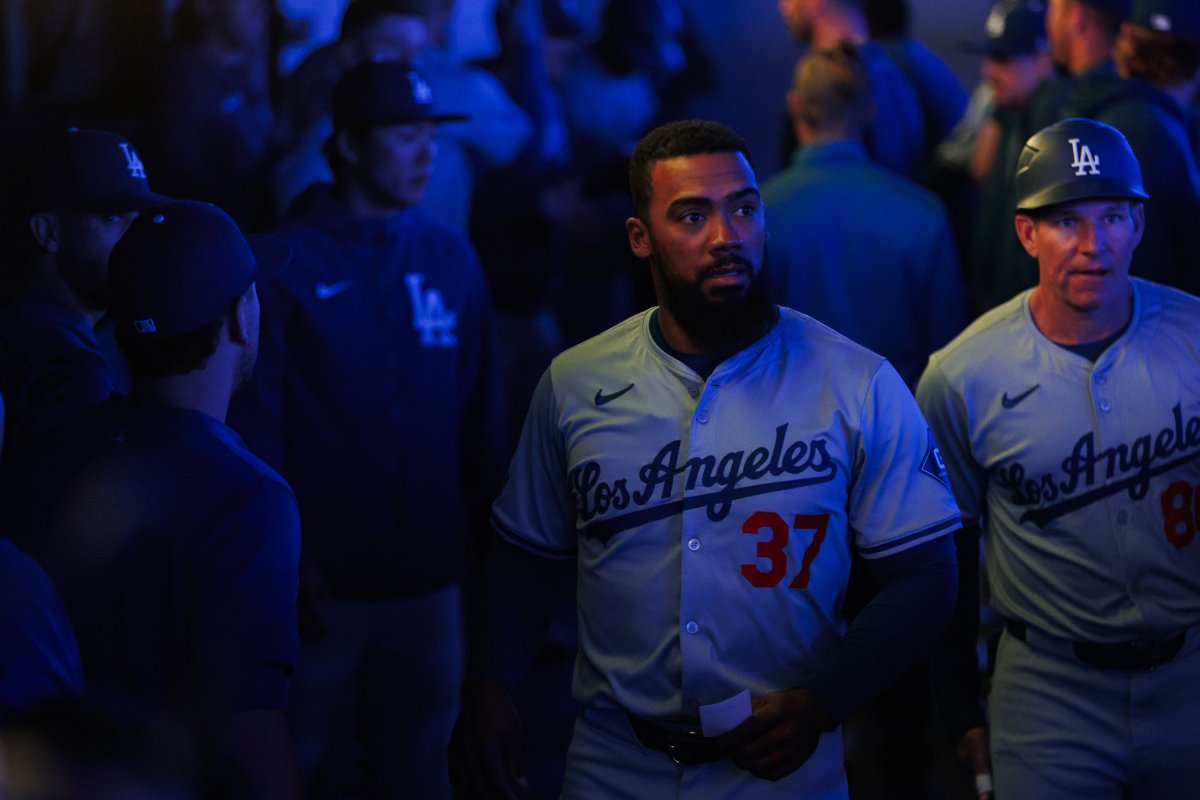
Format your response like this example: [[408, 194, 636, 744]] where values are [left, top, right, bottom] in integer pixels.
[[628, 119, 754, 221], [116, 305, 228, 379]]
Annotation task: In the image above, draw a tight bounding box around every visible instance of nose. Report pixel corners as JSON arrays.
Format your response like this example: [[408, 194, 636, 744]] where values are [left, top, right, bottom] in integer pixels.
[[1078, 219, 1104, 255], [710, 210, 743, 253]]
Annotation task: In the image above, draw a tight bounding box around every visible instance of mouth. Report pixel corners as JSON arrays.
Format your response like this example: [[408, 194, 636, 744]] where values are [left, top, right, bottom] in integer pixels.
[[702, 259, 753, 284]]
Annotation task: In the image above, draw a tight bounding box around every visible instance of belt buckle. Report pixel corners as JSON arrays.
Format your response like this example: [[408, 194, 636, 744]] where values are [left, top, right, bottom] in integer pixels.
[[666, 731, 714, 766]]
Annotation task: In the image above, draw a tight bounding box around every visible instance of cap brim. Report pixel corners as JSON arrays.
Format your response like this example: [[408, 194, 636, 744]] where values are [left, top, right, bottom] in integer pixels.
[[246, 232, 291, 281]]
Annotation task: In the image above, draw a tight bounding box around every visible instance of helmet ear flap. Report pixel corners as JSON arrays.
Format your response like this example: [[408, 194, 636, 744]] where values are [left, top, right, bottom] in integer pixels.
[[1014, 117, 1149, 212]]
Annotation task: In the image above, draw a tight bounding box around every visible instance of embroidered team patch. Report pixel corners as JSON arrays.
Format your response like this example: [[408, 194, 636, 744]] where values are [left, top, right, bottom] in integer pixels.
[[920, 429, 950, 488]]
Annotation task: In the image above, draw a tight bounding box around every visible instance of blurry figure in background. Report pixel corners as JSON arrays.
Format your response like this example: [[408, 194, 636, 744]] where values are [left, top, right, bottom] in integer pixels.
[[777, 0, 930, 179], [231, 60, 506, 800], [8, 200, 301, 800], [555, 0, 688, 344], [0, 392, 83, 724], [1115, 0, 1200, 155], [472, 0, 583, 450], [865, 0, 969, 168], [764, 43, 965, 390], [141, 0, 274, 228], [0, 128, 165, 471], [763, 44, 967, 798], [961, 0, 1065, 316], [0, 694, 203, 800], [271, 0, 531, 234], [1047, 0, 1200, 294], [417, 0, 532, 234], [272, 0, 430, 218]]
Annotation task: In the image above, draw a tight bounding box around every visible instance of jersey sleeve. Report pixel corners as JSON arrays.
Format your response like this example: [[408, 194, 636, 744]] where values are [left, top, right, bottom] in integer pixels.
[[490, 367, 577, 560], [850, 361, 962, 558], [915, 357, 987, 526], [191, 478, 302, 712]]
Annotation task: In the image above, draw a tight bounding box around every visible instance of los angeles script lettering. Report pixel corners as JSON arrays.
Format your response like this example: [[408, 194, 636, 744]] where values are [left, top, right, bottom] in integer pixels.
[[570, 423, 835, 523]]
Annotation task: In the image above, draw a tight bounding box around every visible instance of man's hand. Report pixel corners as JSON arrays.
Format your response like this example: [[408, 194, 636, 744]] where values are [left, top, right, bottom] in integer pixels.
[[448, 679, 528, 800], [716, 688, 834, 781], [954, 725, 993, 799]]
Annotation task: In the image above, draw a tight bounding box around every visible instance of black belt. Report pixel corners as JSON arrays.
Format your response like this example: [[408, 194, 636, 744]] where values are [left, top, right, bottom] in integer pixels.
[[1005, 619, 1186, 672], [625, 714, 725, 766]]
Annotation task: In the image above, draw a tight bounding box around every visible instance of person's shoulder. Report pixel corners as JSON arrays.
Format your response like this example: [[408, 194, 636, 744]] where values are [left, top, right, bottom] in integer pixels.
[[1133, 278, 1200, 332], [774, 307, 888, 373]]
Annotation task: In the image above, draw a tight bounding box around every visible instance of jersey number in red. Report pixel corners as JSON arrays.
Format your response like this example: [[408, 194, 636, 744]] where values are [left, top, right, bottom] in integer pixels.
[[1160, 481, 1200, 549], [741, 511, 829, 589]]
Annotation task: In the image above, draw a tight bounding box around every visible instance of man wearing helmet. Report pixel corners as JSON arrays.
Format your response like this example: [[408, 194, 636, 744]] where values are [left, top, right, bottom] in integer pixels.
[[917, 117, 1200, 799]]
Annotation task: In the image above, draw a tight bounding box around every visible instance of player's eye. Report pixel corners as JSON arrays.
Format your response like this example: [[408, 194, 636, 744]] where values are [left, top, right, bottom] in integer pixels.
[[733, 203, 758, 217], [679, 211, 704, 225]]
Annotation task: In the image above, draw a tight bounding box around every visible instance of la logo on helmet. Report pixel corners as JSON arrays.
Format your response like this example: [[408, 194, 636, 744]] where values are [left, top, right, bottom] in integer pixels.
[[1069, 138, 1100, 177]]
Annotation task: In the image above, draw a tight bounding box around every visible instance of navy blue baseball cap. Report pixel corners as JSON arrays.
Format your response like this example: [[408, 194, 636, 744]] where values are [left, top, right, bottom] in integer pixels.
[[962, 0, 1048, 57], [26, 128, 170, 214], [108, 201, 290, 337], [1131, 0, 1200, 37], [331, 59, 467, 130]]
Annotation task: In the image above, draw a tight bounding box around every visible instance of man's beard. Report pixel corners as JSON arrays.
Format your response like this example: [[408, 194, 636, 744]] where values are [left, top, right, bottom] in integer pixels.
[[653, 250, 777, 352]]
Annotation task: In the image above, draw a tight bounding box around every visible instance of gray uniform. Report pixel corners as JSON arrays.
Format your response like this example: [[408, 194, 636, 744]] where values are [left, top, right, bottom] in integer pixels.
[[917, 279, 1200, 797]]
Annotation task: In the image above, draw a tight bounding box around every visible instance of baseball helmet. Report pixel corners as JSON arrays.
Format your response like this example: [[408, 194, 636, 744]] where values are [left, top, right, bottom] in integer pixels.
[[1014, 118, 1149, 211]]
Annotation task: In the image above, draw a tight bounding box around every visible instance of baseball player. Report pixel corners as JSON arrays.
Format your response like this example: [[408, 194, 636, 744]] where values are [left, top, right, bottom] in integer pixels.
[[918, 117, 1200, 798], [0, 128, 166, 457], [8, 200, 301, 799], [450, 119, 962, 799]]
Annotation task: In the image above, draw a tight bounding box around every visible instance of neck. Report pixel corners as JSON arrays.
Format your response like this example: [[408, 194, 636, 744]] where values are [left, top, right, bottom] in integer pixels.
[[656, 304, 778, 358], [131, 349, 237, 423], [1028, 283, 1133, 345], [333, 181, 407, 220], [1069, 35, 1113, 75], [797, 124, 858, 148]]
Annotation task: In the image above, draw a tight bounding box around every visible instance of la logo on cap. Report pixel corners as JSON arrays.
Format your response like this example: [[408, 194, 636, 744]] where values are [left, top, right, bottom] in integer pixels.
[[1069, 138, 1100, 176], [119, 142, 147, 179], [133, 318, 157, 334]]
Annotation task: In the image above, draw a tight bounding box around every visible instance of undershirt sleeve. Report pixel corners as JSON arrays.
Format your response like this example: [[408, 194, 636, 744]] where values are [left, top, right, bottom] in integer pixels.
[[804, 534, 958, 724]]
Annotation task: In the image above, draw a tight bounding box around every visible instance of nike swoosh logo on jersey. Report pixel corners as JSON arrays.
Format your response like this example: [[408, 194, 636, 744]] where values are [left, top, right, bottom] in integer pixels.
[[595, 384, 635, 406], [1001, 384, 1040, 409], [315, 279, 355, 300]]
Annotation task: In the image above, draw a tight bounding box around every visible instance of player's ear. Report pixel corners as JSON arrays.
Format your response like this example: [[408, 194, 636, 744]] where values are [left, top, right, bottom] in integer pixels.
[[627, 216, 652, 259], [1014, 214, 1039, 259], [228, 283, 258, 345], [1130, 202, 1145, 247], [28, 212, 61, 254], [335, 129, 362, 167]]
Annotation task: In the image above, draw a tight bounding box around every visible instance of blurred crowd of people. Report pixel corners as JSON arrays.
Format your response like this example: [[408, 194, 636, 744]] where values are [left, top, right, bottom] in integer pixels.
[[1, 0, 1198, 798]]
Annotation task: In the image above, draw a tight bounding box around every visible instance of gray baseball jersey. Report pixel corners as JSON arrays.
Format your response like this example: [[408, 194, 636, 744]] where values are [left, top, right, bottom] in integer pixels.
[[492, 307, 960, 789], [917, 279, 1200, 643]]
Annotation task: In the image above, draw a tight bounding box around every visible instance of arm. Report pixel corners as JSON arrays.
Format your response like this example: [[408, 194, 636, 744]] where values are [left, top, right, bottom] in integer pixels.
[[927, 524, 992, 798], [718, 535, 958, 781], [915, 360, 993, 796], [450, 535, 574, 800]]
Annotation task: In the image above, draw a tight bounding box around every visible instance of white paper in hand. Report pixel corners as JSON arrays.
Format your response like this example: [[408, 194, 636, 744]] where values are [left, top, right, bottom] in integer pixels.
[[699, 689, 752, 736]]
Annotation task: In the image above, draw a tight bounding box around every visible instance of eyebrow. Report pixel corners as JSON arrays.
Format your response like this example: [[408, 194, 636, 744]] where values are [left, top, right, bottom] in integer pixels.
[[665, 187, 761, 215]]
